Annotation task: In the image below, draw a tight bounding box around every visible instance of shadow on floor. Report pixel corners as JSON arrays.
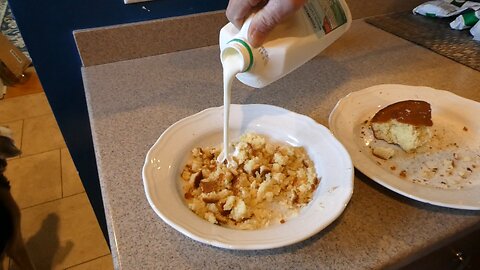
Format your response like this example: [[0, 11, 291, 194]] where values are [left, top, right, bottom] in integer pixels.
[[11, 213, 73, 270]]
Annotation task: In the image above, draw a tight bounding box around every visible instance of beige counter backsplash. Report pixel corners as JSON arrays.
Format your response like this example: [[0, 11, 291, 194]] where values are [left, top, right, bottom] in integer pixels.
[[74, 0, 425, 67]]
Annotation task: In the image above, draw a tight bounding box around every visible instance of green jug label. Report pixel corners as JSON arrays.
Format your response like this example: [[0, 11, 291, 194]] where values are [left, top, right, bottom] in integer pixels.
[[303, 0, 347, 36]]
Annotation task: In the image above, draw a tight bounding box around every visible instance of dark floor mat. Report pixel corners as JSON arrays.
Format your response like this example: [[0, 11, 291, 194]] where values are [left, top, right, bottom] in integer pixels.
[[366, 11, 480, 71]]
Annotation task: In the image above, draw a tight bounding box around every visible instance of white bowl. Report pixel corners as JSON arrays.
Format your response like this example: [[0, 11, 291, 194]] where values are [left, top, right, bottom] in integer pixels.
[[143, 104, 354, 249]]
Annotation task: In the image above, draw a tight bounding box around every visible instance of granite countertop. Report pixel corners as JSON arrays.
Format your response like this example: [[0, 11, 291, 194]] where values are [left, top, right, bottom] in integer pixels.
[[82, 20, 480, 269]]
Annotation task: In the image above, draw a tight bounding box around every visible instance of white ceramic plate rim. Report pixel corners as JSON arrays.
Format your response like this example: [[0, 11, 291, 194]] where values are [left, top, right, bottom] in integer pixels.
[[329, 84, 480, 210], [143, 104, 354, 249]]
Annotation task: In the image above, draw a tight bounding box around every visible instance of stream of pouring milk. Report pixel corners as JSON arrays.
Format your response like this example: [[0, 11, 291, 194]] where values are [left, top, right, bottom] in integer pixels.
[[216, 51, 244, 167]]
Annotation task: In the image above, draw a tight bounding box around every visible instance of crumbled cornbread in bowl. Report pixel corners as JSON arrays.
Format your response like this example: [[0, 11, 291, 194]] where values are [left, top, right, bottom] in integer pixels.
[[180, 133, 319, 230]]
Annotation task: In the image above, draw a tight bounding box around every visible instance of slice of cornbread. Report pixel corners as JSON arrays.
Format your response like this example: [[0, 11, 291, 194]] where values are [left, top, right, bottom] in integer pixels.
[[370, 100, 433, 152]]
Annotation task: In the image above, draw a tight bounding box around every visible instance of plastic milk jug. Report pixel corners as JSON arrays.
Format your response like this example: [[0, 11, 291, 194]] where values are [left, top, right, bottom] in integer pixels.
[[219, 0, 352, 88]]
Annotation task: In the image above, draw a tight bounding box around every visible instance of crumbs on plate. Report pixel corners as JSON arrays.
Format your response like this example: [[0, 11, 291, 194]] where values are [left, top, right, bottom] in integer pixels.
[[361, 114, 480, 189], [180, 133, 319, 230]]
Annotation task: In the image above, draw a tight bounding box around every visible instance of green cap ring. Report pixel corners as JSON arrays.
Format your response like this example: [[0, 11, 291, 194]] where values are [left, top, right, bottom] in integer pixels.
[[228, 38, 254, 72]]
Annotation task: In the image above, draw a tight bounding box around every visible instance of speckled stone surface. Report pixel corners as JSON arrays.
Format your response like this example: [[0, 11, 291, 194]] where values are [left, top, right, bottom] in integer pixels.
[[73, 11, 228, 67], [74, 1, 425, 68], [82, 21, 480, 269]]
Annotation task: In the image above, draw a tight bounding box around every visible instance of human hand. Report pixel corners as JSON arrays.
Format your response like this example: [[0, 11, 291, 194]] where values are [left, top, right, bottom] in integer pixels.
[[226, 0, 307, 47]]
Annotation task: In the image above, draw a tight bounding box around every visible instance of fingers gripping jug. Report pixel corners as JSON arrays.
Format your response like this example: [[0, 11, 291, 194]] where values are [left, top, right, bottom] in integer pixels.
[[218, 0, 351, 166], [219, 0, 352, 88]]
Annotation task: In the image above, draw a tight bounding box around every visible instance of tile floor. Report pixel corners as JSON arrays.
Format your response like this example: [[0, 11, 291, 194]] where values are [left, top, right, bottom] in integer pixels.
[[0, 68, 113, 270]]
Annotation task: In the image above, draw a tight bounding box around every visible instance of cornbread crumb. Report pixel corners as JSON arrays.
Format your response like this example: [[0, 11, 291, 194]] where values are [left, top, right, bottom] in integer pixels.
[[372, 146, 395, 160], [181, 133, 319, 230]]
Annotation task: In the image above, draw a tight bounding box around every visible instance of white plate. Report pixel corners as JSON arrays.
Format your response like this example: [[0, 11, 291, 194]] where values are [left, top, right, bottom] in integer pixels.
[[329, 84, 480, 210], [143, 104, 353, 250]]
